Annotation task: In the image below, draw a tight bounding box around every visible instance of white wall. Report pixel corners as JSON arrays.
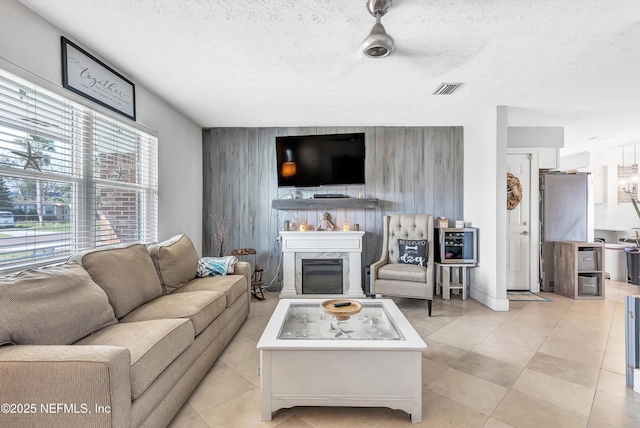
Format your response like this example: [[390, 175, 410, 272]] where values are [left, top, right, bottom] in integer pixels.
[[508, 127, 564, 148], [463, 107, 509, 311], [135, 88, 203, 250], [0, 0, 203, 252], [559, 151, 590, 170]]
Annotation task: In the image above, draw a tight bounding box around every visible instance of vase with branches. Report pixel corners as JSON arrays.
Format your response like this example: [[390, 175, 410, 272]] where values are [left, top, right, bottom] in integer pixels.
[[212, 214, 232, 257]]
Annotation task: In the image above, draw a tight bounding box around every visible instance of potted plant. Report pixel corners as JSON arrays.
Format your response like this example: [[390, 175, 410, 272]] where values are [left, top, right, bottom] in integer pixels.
[[625, 198, 640, 284]]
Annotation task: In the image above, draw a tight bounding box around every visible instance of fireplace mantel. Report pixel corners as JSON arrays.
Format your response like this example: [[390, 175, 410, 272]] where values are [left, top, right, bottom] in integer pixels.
[[279, 231, 365, 297], [272, 198, 379, 210]]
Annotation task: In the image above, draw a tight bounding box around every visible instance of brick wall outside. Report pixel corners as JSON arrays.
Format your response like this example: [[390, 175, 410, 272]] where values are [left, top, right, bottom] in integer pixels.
[[97, 152, 138, 243]]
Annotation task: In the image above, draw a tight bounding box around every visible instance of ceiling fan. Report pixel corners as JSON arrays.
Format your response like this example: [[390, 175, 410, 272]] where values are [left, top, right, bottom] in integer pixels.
[[361, 0, 395, 58]]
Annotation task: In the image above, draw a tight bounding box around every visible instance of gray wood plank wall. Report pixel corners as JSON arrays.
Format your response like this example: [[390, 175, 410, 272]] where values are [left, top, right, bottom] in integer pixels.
[[203, 126, 463, 291]]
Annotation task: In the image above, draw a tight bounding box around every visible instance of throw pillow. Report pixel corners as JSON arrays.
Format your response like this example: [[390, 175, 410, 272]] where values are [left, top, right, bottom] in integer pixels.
[[148, 234, 198, 294], [398, 239, 427, 266], [0, 263, 117, 346], [70, 243, 163, 319], [196, 256, 238, 277]]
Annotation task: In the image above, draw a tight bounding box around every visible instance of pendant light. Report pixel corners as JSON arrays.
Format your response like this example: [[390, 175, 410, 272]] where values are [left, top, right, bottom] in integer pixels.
[[631, 143, 639, 183], [620, 145, 628, 187]]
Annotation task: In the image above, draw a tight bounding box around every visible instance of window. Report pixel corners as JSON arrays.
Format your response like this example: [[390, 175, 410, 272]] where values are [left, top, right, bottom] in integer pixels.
[[0, 69, 158, 273]]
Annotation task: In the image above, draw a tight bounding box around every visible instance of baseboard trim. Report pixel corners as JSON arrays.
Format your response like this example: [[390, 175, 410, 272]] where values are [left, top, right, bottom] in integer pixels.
[[469, 287, 509, 311]]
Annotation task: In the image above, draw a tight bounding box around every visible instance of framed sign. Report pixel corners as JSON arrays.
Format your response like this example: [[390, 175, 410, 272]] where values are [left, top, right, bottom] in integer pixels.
[[61, 37, 136, 120]]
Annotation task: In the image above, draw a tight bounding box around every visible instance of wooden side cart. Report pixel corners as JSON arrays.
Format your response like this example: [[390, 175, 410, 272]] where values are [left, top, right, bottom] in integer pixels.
[[554, 241, 605, 300], [230, 248, 265, 300]]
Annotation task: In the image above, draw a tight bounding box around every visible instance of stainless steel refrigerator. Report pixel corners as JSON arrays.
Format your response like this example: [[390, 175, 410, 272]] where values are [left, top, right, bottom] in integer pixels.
[[540, 172, 594, 291]]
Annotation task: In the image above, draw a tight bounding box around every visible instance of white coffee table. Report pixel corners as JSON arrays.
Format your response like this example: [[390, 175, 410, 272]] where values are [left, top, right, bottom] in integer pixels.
[[257, 298, 427, 423]]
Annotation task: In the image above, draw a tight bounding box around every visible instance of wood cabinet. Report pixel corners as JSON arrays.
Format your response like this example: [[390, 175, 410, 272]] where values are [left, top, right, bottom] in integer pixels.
[[554, 241, 605, 299]]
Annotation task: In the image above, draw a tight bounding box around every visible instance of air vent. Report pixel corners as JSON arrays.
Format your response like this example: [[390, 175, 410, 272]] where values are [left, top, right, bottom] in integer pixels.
[[433, 82, 463, 95]]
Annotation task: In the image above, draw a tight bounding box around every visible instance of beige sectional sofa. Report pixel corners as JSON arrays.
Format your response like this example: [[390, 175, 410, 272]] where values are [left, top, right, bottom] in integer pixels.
[[0, 234, 251, 428]]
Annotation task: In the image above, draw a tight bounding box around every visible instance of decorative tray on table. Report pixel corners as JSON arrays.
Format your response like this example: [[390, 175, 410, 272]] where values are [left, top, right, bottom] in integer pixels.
[[321, 299, 362, 321]]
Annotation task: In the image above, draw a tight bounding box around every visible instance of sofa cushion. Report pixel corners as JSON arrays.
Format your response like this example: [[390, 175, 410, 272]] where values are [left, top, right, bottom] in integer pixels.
[[372, 279, 429, 299], [120, 291, 226, 335], [0, 263, 117, 346], [173, 275, 246, 307], [75, 318, 194, 399], [378, 263, 426, 282], [70, 243, 163, 319], [148, 234, 198, 294]]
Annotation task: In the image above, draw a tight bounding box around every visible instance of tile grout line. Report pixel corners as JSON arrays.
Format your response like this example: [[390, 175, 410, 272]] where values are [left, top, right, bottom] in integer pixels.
[[587, 285, 634, 422], [484, 297, 579, 424], [484, 299, 532, 425], [586, 287, 618, 423]]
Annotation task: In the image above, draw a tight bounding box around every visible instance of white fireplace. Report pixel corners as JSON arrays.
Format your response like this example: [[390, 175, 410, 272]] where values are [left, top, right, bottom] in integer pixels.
[[279, 231, 365, 297]]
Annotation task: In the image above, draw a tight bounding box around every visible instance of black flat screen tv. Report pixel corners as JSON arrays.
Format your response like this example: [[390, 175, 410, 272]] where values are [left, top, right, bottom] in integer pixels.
[[276, 133, 365, 187]]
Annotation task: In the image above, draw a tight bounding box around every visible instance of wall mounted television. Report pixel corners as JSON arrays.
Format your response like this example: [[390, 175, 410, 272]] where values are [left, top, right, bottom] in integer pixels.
[[276, 133, 365, 187]]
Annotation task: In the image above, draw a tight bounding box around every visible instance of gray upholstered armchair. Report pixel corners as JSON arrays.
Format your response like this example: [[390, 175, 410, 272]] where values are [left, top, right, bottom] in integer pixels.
[[370, 214, 434, 316]]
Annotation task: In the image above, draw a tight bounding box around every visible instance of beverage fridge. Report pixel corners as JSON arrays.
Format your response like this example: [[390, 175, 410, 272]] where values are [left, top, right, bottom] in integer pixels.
[[434, 228, 478, 264]]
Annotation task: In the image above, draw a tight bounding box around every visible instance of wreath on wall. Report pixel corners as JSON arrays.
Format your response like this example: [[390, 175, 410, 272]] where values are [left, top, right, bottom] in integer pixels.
[[507, 173, 522, 210]]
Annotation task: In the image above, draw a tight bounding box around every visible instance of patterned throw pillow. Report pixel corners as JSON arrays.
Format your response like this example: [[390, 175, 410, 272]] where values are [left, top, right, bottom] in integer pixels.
[[398, 239, 427, 266], [196, 256, 238, 277]]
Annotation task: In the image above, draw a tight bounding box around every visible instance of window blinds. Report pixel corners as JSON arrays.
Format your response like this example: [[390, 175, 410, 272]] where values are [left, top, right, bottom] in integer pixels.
[[0, 69, 157, 273]]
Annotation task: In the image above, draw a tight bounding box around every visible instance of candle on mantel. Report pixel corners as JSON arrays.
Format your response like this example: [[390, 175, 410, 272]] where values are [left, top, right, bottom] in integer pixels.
[[299, 224, 305, 231], [343, 224, 349, 231]]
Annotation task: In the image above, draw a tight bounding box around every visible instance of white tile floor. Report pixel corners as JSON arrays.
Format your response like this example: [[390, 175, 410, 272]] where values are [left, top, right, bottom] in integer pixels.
[[169, 279, 640, 427]]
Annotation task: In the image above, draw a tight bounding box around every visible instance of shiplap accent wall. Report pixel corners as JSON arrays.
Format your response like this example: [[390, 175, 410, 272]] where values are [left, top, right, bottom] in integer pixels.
[[203, 126, 463, 290]]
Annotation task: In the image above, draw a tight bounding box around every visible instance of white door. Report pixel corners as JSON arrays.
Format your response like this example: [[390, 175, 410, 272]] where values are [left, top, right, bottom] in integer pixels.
[[506, 154, 531, 290]]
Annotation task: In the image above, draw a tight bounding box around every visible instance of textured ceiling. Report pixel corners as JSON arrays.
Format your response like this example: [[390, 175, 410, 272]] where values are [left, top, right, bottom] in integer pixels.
[[17, 0, 640, 155]]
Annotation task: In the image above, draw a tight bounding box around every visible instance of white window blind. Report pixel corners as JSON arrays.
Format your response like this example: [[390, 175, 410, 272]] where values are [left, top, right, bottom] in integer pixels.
[[0, 69, 157, 273]]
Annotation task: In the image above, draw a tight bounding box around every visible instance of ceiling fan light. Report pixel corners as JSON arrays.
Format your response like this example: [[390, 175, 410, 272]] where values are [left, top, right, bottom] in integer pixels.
[[362, 23, 395, 58], [367, 0, 392, 17]]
